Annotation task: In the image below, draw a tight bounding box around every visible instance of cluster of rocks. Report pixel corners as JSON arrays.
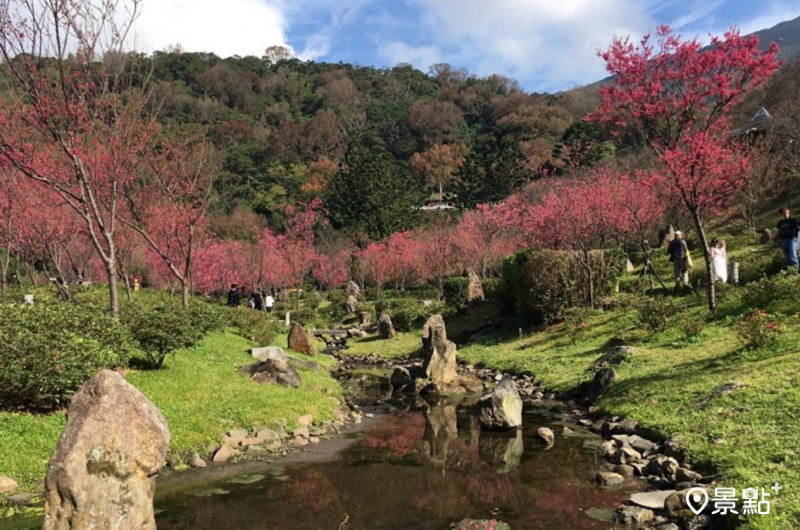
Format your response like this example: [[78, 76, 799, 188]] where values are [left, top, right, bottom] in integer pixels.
[[589, 417, 721, 529], [170, 401, 365, 471], [342, 352, 545, 401], [238, 345, 324, 388]]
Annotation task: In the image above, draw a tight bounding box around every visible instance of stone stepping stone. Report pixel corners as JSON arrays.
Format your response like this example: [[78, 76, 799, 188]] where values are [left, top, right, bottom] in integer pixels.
[[630, 490, 677, 510]]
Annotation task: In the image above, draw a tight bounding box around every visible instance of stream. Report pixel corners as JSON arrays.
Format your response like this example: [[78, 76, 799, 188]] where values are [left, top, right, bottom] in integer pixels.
[[152, 367, 640, 530]]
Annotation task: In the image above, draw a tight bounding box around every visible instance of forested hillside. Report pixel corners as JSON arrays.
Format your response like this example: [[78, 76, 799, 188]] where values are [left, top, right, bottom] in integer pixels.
[[140, 51, 604, 238]]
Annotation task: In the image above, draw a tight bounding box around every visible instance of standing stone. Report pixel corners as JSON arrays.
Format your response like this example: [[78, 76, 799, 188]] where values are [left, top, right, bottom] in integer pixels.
[[346, 295, 358, 314], [421, 315, 457, 384], [466, 268, 485, 302], [345, 280, 361, 296], [284, 311, 291, 327], [760, 228, 775, 244], [477, 375, 523, 430], [584, 368, 617, 403], [378, 313, 395, 339], [42, 370, 169, 530], [288, 322, 316, 356], [359, 311, 371, 325], [422, 314, 446, 357]]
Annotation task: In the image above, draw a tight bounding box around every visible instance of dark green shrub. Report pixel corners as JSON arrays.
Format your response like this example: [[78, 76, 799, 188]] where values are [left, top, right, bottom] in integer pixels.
[[678, 311, 706, 340], [425, 300, 457, 320], [482, 277, 502, 300], [736, 309, 784, 350], [443, 277, 470, 312], [126, 304, 199, 369], [633, 296, 681, 333], [501, 249, 622, 326], [289, 307, 319, 327], [304, 291, 322, 310], [740, 271, 800, 315], [228, 308, 283, 345], [564, 306, 593, 343], [188, 301, 227, 335], [375, 298, 426, 332], [0, 303, 130, 412], [736, 249, 786, 284], [327, 289, 349, 307]]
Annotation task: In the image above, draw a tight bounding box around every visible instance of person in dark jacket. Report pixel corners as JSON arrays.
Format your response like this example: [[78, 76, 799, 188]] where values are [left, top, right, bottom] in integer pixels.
[[250, 290, 264, 311], [226, 284, 242, 307], [776, 208, 799, 269], [667, 231, 689, 289]]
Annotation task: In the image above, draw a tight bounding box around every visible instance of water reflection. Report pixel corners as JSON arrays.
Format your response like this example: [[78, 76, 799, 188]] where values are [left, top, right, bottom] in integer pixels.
[[155, 402, 637, 530]]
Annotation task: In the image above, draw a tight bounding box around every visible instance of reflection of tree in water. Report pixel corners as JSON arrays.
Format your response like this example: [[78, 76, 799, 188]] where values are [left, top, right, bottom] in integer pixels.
[[158, 406, 627, 530], [365, 412, 426, 458], [285, 468, 336, 512]]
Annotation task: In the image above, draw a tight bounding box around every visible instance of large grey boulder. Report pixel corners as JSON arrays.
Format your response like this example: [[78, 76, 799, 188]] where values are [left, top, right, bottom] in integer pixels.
[[238, 359, 302, 388], [42, 370, 169, 530], [250, 346, 287, 363], [421, 315, 457, 384], [477, 375, 523, 430], [0, 476, 18, 493]]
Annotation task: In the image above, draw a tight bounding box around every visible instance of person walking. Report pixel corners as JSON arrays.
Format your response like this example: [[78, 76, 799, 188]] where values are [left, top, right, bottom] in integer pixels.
[[227, 284, 242, 307], [668, 231, 690, 289], [250, 289, 265, 312], [710, 239, 728, 283], [776, 208, 799, 269], [265, 291, 275, 314]]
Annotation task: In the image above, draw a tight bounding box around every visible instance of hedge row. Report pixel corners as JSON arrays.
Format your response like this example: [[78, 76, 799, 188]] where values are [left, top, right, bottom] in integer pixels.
[[501, 249, 622, 326]]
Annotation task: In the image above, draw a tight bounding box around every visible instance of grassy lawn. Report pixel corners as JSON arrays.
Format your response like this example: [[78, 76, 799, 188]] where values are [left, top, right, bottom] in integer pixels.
[[344, 296, 800, 530], [0, 329, 343, 493]]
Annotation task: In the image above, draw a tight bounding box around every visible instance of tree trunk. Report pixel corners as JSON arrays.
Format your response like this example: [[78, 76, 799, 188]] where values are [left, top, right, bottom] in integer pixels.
[[690, 208, 715, 312], [121, 270, 133, 302], [1, 214, 10, 292], [583, 249, 595, 309], [0, 249, 8, 293], [103, 258, 120, 319], [181, 279, 190, 308]]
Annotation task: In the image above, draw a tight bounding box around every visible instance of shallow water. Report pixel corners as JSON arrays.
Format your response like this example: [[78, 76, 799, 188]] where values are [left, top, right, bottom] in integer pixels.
[[0, 371, 639, 530], [154, 398, 638, 530]]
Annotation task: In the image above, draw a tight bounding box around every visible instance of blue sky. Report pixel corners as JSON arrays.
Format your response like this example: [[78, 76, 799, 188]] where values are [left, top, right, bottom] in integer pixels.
[[134, 0, 800, 93]]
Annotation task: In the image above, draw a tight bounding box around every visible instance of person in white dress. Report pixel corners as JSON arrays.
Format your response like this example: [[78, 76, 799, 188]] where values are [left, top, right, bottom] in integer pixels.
[[710, 239, 728, 283]]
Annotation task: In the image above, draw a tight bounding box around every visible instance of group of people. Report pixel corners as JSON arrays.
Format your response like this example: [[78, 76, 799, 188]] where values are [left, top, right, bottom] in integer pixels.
[[669, 208, 800, 290], [226, 284, 275, 313], [667, 230, 728, 289]]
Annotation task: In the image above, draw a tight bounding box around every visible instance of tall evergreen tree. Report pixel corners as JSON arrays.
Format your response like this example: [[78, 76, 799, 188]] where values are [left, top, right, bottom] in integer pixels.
[[326, 146, 424, 239]]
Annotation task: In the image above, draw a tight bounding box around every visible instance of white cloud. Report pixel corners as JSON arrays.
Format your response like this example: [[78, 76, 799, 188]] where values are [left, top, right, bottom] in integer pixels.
[[404, 0, 657, 90], [378, 41, 443, 70], [133, 0, 290, 58]]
